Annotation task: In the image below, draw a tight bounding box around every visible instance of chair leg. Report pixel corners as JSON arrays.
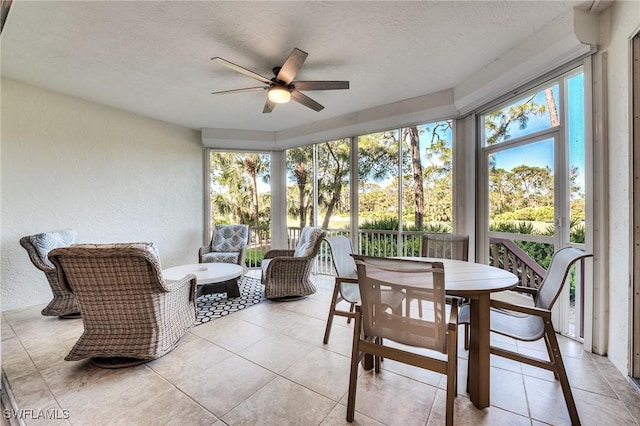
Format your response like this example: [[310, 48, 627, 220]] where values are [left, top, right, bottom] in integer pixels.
[[346, 309, 362, 422], [347, 302, 355, 324], [545, 322, 581, 425], [323, 283, 341, 344], [464, 323, 470, 351], [446, 343, 457, 426], [465, 357, 470, 395], [445, 319, 458, 426], [374, 337, 382, 373], [543, 333, 560, 379]]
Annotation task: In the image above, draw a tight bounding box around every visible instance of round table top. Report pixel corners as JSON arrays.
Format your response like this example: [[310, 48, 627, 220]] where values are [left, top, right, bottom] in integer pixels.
[[162, 263, 243, 285], [396, 257, 518, 296]]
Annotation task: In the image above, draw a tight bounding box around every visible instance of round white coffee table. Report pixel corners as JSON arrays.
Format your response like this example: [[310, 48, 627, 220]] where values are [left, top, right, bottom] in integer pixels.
[[162, 263, 244, 298]]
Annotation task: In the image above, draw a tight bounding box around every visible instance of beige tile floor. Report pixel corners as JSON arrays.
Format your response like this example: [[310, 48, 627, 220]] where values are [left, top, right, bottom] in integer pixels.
[[2, 271, 640, 426]]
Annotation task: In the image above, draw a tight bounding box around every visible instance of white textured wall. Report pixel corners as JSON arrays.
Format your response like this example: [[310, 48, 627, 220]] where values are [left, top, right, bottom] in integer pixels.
[[602, 1, 639, 375], [1, 79, 203, 311]]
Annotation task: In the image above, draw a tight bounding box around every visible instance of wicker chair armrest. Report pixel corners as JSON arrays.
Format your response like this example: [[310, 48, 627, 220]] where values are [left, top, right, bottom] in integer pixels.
[[490, 299, 551, 319], [19, 237, 52, 272], [264, 256, 313, 278], [163, 274, 198, 301], [264, 249, 295, 259]]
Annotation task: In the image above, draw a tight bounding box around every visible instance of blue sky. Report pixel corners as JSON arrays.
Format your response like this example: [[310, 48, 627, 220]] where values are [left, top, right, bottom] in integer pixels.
[[490, 73, 585, 192]]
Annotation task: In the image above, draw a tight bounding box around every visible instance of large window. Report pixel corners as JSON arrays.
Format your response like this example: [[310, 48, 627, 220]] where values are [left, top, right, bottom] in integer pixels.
[[357, 122, 453, 234], [284, 120, 454, 257], [401, 122, 453, 231], [208, 151, 271, 267], [479, 66, 588, 339], [317, 139, 351, 229], [285, 145, 313, 229]]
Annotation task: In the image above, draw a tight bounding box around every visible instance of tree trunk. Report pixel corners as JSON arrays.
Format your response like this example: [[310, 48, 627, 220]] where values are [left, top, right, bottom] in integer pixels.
[[409, 127, 424, 229], [322, 186, 341, 229], [545, 88, 560, 127], [321, 143, 343, 229], [295, 165, 307, 229]]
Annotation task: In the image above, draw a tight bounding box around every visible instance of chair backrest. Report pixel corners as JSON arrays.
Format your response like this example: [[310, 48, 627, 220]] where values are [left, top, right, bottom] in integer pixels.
[[20, 229, 77, 269], [210, 224, 249, 253], [326, 235, 357, 278], [536, 247, 593, 310], [353, 255, 448, 353], [293, 226, 326, 258], [421, 233, 469, 261], [48, 242, 166, 299]]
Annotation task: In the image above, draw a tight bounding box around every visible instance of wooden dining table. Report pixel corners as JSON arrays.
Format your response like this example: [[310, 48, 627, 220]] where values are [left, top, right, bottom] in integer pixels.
[[389, 257, 519, 409]]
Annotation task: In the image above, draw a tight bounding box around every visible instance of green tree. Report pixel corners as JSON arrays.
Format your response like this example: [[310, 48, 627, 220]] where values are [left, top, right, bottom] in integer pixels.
[[420, 121, 453, 224], [485, 95, 547, 146], [210, 152, 270, 230], [286, 146, 313, 227], [317, 139, 350, 229], [405, 126, 425, 228], [358, 131, 399, 182], [242, 154, 270, 229]]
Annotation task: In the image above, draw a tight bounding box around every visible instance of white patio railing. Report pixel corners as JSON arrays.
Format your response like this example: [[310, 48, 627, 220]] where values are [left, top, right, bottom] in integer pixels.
[[244, 226, 424, 275]]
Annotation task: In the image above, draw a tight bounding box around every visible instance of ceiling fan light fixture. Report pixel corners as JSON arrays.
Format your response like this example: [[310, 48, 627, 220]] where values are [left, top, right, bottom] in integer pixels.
[[267, 86, 291, 104]]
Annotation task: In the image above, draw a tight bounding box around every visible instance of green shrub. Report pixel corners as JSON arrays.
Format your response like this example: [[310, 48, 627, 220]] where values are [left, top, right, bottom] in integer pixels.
[[490, 221, 535, 234], [570, 221, 585, 244], [360, 216, 400, 230], [245, 248, 266, 267], [494, 206, 554, 222]]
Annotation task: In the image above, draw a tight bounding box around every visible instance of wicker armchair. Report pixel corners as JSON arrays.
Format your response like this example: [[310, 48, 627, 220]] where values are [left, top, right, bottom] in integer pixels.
[[49, 242, 197, 368], [261, 227, 326, 300], [199, 224, 249, 273], [19, 229, 80, 318]]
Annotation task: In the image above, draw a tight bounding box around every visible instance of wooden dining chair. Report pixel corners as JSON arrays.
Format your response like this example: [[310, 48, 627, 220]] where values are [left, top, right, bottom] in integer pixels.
[[459, 247, 592, 425], [347, 255, 458, 425], [322, 236, 404, 344], [408, 233, 469, 317]]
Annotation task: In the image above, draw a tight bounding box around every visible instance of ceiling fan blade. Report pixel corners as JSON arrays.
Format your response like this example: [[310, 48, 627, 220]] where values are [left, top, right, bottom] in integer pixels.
[[212, 87, 266, 95], [276, 48, 308, 84], [293, 81, 350, 91], [211, 57, 271, 84], [263, 99, 277, 114], [291, 91, 324, 112]]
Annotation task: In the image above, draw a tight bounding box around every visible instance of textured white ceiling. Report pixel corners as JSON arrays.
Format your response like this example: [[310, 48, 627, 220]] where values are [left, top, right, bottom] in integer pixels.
[[1, 1, 585, 132]]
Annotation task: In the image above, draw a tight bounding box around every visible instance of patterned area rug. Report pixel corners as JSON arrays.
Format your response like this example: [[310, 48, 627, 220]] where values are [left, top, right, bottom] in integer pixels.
[[195, 276, 264, 325]]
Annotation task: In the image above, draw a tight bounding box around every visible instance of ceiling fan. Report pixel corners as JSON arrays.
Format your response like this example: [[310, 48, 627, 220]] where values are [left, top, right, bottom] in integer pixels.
[[211, 48, 349, 113]]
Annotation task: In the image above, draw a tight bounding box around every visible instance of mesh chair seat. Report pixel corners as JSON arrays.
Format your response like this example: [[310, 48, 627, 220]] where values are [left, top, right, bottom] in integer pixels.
[[459, 305, 544, 341]]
